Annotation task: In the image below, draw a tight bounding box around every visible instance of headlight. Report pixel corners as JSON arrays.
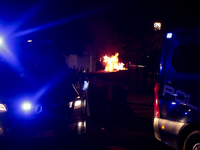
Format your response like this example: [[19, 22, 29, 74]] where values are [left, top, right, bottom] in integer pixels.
[[74, 100, 81, 109], [78, 122, 82, 127], [0, 104, 7, 113], [69, 100, 82, 109]]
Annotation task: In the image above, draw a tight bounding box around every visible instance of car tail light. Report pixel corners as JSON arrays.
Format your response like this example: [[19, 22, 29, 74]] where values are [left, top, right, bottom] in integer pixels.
[[154, 83, 160, 118]]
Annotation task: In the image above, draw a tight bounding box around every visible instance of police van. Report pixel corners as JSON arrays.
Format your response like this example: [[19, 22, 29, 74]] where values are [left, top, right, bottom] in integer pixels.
[[153, 27, 200, 150]]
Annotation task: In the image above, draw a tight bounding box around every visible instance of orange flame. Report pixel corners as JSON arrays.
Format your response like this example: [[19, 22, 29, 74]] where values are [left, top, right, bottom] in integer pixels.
[[102, 53, 126, 72]]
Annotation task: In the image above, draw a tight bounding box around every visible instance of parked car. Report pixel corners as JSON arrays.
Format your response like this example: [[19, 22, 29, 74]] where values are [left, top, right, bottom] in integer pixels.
[[0, 39, 86, 145]]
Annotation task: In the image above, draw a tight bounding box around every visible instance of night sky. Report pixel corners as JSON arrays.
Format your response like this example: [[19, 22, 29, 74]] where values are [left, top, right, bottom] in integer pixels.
[[0, 0, 200, 57]]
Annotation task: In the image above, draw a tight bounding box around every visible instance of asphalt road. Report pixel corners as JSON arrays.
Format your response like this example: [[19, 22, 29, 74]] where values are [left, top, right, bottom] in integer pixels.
[[74, 104, 175, 150], [3, 103, 175, 150]]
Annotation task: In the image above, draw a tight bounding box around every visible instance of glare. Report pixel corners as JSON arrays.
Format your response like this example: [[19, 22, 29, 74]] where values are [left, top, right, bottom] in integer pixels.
[[78, 122, 82, 127], [0, 41, 23, 71], [161, 125, 165, 130], [27, 40, 32, 42], [166, 33, 173, 39], [0, 37, 3, 46], [0, 104, 7, 112], [75, 100, 81, 107], [22, 102, 31, 110], [83, 81, 89, 91], [13, 5, 116, 37], [74, 100, 81, 109], [154, 22, 161, 31], [160, 64, 162, 71], [36, 105, 42, 114], [138, 65, 145, 68], [171, 102, 176, 105]]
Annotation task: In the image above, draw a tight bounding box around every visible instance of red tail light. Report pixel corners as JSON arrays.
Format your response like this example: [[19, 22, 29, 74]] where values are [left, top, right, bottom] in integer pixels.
[[154, 83, 160, 118]]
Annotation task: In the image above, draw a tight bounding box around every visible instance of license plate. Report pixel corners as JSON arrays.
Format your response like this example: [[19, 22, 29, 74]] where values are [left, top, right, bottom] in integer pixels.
[[30, 130, 54, 138]]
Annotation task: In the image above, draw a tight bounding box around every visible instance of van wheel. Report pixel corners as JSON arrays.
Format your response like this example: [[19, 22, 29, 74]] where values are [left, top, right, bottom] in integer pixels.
[[183, 130, 200, 150]]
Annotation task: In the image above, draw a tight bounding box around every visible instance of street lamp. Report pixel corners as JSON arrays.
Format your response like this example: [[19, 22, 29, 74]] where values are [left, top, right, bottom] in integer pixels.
[[154, 22, 161, 31]]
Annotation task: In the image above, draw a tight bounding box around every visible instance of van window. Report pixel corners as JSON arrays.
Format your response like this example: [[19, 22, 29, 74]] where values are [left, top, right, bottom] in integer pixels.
[[164, 38, 200, 81], [171, 43, 200, 73]]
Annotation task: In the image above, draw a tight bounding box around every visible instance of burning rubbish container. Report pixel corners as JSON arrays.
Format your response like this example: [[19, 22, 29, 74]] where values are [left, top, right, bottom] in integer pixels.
[[83, 70, 131, 120]]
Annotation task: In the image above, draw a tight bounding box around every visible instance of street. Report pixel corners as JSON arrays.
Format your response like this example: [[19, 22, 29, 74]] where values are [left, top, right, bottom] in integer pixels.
[[4, 93, 175, 150], [0, 1, 199, 149], [74, 99, 175, 150]]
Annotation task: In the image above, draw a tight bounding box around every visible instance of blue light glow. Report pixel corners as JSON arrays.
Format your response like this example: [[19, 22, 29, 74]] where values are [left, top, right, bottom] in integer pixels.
[[171, 102, 176, 105], [22, 102, 32, 110], [36, 105, 42, 114], [32, 85, 50, 101], [185, 112, 188, 115], [166, 33, 173, 39], [0, 37, 3, 46], [13, 4, 117, 37], [83, 81, 89, 91], [0, 44, 23, 71], [4, 1, 47, 37], [160, 64, 162, 71]]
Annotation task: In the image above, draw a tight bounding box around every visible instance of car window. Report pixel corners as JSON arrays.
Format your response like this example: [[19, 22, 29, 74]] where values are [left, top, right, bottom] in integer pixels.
[[164, 37, 200, 81], [171, 43, 200, 73]]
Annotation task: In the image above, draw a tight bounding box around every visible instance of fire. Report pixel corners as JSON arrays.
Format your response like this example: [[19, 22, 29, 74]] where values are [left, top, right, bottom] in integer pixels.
[[102, 53, 126, 72]]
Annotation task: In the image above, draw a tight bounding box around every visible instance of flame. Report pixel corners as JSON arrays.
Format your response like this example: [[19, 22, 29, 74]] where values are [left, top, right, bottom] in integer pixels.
[[102, 53, 126, 72]]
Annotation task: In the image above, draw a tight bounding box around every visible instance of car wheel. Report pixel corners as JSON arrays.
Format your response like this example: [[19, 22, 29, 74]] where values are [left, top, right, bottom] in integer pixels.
[[183, 130, 200, 150]]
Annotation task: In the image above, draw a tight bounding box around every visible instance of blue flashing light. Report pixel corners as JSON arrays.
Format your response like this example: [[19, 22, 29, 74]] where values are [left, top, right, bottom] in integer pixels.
[[185, 112, 188, 115], [166, 33, 173, 39], [22, 102, 32, 110], [171, 102, 176, 105], [27, 40, 32, 42], [13, 4, 117, 37]]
